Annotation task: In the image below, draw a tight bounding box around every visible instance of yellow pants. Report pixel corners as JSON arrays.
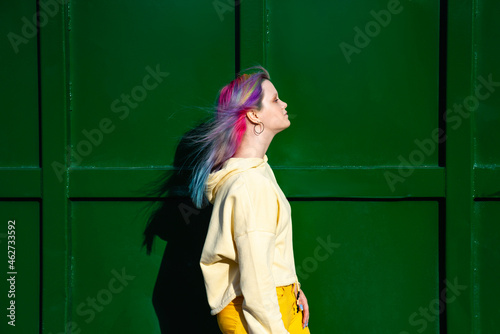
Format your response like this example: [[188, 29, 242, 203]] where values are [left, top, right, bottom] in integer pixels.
[[216, 284, 311, 333]]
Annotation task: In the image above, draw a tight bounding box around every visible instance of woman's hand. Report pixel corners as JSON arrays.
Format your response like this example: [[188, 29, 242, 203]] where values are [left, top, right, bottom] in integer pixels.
[[297, 289, 309, 329]]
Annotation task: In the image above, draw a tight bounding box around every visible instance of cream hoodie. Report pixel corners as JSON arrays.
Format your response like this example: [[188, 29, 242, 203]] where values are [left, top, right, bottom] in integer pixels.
[[200, 154, 299, 334]]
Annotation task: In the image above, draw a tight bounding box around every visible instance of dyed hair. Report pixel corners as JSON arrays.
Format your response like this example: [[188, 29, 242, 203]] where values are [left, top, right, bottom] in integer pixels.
[[185, 66, 271, 209]]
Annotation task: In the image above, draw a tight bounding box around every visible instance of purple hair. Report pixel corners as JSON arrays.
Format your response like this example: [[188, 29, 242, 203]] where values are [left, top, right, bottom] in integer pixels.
[[186, 66, 270, 209]]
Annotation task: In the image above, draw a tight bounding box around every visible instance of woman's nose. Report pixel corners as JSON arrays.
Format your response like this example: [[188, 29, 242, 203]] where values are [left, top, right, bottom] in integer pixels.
[[282, 101, 287, 109]]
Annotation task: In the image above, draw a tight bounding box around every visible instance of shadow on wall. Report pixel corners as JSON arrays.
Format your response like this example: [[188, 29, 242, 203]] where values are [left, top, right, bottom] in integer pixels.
[[139, 123, 220, 333]]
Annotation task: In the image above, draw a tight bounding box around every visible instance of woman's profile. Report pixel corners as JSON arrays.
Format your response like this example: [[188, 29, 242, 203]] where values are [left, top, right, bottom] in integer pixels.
[[186, 66, 310, 333]]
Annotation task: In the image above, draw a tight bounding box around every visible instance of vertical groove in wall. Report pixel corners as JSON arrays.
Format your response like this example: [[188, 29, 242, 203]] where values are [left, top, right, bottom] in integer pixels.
[[36, 0, 43, 332], [438, 0, 449, 331], [235, 1, 241, 75], [438, 0, 448, 168], [57, 0, 76, 327], [470, 0, 479, 331], [471, 199, 479, 334], [263, 0, 268, 68], [439, 197, 447, 334], [64, 1, 74, 329], [39, 201, 43, 334]]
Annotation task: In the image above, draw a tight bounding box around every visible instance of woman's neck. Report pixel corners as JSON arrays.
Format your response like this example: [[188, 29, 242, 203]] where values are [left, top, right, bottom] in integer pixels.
[[232, 128, 274, 159]]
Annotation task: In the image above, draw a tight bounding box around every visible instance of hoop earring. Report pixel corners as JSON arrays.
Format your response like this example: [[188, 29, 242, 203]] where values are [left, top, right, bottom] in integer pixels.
[[253, 122, 264, 135]]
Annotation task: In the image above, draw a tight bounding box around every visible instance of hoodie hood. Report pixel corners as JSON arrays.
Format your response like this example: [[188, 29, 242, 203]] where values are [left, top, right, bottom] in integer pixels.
[[205, 154, 268, 204]]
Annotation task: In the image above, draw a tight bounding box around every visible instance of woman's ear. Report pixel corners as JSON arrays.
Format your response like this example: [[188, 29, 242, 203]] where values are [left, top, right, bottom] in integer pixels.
[[245, 109, 260, 124]]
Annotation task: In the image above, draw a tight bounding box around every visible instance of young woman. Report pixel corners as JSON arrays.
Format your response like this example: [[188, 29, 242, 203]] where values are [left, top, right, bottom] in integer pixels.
[[188, 66, 310, 333]]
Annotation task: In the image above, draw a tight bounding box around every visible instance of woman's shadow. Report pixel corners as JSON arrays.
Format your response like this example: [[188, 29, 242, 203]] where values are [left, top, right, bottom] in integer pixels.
[[139, 123, 220, 333]]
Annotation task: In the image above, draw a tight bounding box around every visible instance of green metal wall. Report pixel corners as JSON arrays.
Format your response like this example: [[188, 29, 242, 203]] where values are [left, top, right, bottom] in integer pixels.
[[0, 0, 498, 333]]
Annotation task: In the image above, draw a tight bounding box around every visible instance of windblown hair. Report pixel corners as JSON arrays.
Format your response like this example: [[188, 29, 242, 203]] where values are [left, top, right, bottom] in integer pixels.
[[185, 66, 271, 209]]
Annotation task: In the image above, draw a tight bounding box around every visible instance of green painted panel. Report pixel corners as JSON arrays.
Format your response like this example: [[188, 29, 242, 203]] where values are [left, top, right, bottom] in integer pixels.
[[0, 201, 39, 334], [475, 0, 500, 166], [69, 0, 234, 168], [0, 1, 39, 167], [474, 167, 500, 198], [291, 200, 439, 334], [71, 201, 165, 333], [0, 169, 41, 198], [474, 201, 500, 333], [265, 0, 440, 167]]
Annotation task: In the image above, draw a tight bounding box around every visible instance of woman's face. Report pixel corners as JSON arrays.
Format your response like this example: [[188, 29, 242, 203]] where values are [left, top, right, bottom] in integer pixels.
[[255, 79, 290, 134]]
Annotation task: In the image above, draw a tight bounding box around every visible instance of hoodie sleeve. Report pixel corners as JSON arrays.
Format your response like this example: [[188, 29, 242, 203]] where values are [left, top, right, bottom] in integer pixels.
[[231, 172, 289, 334]]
